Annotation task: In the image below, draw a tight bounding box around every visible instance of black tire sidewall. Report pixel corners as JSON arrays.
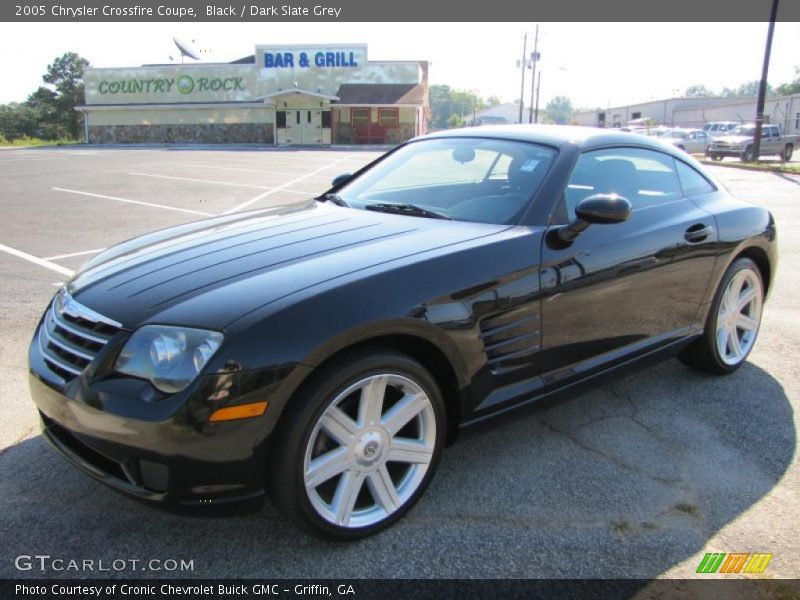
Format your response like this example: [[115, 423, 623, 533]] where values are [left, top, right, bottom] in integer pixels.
[[704, 258, 764, 373], [269, 350, 446, 540]]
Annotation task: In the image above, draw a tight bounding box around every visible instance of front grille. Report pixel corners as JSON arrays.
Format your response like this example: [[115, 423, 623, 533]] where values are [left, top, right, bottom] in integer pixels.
[[38, 291, 122, 382]]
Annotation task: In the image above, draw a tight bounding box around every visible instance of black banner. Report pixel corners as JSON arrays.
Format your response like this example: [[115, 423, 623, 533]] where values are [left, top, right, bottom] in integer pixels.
[[3, 0, 800, 22], [4, 579, 800, 600]]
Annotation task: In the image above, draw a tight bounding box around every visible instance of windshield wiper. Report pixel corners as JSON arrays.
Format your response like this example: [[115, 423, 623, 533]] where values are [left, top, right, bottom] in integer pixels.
[[364, 203, 452, 220], [315, 192, 350, 207]]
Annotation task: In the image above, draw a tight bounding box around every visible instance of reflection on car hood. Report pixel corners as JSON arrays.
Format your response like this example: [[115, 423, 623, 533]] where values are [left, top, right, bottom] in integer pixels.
[[714, 135, 751, 144], [67, 201, 508, 330]]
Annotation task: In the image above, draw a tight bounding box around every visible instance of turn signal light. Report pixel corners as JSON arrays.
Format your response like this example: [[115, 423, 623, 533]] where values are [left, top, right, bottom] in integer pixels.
[[209, 401, 268, 422]]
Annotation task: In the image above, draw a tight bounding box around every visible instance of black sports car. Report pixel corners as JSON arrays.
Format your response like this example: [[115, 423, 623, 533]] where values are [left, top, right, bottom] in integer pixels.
[[29, 125, 776, 539]]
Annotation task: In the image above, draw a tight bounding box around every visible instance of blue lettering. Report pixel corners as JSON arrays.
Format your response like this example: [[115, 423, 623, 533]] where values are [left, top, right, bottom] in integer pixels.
[[314, 52, 325, 67], [265, 53, 274, 68], [326, 52, 335, 67], [283, 52, 294, 67]]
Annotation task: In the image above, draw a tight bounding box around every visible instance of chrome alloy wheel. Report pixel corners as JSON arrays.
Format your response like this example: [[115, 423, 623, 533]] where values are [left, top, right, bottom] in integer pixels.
[[303, 374, 436, 528], [715, 268, 763, 366]]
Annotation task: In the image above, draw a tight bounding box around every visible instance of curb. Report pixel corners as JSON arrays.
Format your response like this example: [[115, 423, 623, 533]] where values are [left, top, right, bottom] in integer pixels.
[[699, 159, 799, 175]]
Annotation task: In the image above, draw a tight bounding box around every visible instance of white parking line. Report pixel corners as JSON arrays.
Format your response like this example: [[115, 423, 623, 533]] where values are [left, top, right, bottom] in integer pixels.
[[175, 163, 305, 176], [223, 155, 354, 215], [44, 248, 106, 260], [128, 172, 269, 189], [52, 187, 214, 217], [0, 243, 75, 276]]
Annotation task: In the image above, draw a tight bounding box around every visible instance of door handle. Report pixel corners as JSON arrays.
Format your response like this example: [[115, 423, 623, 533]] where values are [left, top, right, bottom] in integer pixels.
[[684, 223, 712, 243]]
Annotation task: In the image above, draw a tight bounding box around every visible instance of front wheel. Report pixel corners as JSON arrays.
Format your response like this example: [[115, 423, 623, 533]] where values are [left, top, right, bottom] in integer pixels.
[[781, 144, 793, 162], [269, 350, 445, 540], [679, 258, 764, 374], [708, 154, 723, 162]]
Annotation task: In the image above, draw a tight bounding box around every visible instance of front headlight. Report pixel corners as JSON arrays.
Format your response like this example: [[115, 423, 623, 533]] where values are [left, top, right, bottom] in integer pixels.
[[115, 325, 224, 393]]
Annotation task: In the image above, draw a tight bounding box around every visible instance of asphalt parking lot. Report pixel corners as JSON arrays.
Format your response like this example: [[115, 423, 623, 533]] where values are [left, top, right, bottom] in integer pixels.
[[1, 146, 798, 583]]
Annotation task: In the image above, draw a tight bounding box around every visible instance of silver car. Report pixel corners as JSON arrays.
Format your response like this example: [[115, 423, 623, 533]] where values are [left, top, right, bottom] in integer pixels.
[[661, 128, 713, 154]]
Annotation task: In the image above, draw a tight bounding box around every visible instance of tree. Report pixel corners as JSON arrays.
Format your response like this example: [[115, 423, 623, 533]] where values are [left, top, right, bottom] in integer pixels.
[[429, 85, 487, 129], [722, 80, 773, 98], [484, 95, 502, 107], [776, 67, 800, 96], [42, 52, 90, 138], [684, 85, 714, 97], [545, 96, 573, 124]]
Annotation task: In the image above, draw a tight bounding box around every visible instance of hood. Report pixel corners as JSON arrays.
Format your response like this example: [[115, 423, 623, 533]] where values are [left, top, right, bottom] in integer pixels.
[[713, 135, 751, 144], [67, 201, 508, 331]]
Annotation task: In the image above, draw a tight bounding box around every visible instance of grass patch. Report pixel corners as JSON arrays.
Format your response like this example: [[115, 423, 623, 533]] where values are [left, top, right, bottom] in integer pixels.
[[701, 159, 800, 175], [0, 135, 81, 148]]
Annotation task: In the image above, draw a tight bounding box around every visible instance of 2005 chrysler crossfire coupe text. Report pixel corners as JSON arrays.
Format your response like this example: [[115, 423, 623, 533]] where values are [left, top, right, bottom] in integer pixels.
[[29, 126, 776, 539]]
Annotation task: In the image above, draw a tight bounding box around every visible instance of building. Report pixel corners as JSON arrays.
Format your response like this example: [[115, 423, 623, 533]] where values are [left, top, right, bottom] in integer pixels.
[[573, 94, 800, 134], [77, 44, 430, 146]]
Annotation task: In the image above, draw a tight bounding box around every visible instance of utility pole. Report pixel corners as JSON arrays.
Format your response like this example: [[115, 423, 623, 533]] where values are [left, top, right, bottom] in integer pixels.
[[534, 71, 542, 124], [528, 25, 539, 124], [752, 0, 779, 161], [518, 33, 528, 123]]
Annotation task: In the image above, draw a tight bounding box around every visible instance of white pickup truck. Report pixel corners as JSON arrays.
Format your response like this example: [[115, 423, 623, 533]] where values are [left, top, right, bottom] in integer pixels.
[[706, 123, 796, 162]]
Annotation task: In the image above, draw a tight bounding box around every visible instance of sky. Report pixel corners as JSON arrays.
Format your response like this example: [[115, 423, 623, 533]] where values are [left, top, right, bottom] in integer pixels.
[[0, 22, 798, 109]]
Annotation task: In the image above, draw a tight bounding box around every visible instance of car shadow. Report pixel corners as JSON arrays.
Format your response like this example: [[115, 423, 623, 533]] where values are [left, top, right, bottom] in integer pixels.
[[0, 359, 793, 580]]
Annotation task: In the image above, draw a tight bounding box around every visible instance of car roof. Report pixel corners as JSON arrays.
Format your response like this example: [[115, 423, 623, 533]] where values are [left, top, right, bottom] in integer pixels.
[[420, 124, 688, 155]]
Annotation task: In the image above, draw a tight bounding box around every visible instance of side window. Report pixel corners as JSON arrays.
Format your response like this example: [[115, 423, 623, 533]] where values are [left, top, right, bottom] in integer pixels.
[[675, 161, 716, 197], [562, 147, 683, 220]]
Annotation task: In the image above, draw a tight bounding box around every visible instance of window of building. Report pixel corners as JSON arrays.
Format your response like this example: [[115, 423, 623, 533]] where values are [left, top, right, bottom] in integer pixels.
[[631, 111, 642, 120], [796, 113, 800, 129], [321, 111, 331, 128], [276, 111, 286, 128], [378, 108, 399, 128], [351, 108, 370, 125]]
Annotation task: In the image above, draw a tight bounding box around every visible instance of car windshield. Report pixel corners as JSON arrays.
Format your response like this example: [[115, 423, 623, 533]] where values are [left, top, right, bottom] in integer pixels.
[[732, 125, 756, 136], [662, 130, 688, 139], [335, 137, 557, 225]]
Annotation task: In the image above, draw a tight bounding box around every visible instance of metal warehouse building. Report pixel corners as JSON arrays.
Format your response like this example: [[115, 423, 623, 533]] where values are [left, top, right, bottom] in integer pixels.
[[573, 94, 800, 133], [77, 44, 430, 146]]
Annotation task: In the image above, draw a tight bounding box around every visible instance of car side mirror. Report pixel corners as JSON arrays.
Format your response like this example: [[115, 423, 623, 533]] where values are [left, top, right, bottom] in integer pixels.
[[557, 194, 632, 244], [331, 173, 352, 188]]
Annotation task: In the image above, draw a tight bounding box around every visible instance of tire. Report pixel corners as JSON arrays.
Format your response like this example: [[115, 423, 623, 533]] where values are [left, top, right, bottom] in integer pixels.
[[781, 144, 793, 162], [679, 258, 764, 375], [268, 349, 445, 540], [707, 154, 723, 162], [741, 146, 755, 162]]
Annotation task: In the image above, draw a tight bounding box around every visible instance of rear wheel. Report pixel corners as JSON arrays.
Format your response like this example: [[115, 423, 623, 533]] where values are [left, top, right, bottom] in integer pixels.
[[269, 350, 445, 540], [708, 154, 723, 162], [679, 258, 764, 374]]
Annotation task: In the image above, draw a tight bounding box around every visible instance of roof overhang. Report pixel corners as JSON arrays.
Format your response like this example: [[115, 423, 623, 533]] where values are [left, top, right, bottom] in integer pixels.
[[255, 88, 339, 102]]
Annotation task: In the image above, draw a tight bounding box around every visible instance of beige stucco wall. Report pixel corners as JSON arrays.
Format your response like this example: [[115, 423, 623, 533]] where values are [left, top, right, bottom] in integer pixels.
[[88, 107, 275, 126]]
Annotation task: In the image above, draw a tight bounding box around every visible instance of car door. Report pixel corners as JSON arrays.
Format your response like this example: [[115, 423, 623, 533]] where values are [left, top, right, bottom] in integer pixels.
[[537, 146, 718, 388]]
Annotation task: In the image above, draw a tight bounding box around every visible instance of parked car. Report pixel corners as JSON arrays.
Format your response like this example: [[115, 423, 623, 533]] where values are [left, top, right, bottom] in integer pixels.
[[29, 126, 776, 540], [660, 128, 713, 154], [703, 121, 739, 138], [707, 123, 796, 162]]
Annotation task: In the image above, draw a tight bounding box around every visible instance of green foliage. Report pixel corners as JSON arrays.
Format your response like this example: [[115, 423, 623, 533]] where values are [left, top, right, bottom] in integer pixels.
[[775, 67, 800, 96], [684, 85, 714, 97], [0, 52, 90, 143], [720, 80, 772, 98], [429, 85, 488, 129], [0, 135, 79, 147], [545, 95, 573, 125]]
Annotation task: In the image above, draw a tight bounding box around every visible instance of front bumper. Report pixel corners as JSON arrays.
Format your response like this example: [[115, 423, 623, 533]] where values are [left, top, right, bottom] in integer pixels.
[[29, 329, 309, 511]]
